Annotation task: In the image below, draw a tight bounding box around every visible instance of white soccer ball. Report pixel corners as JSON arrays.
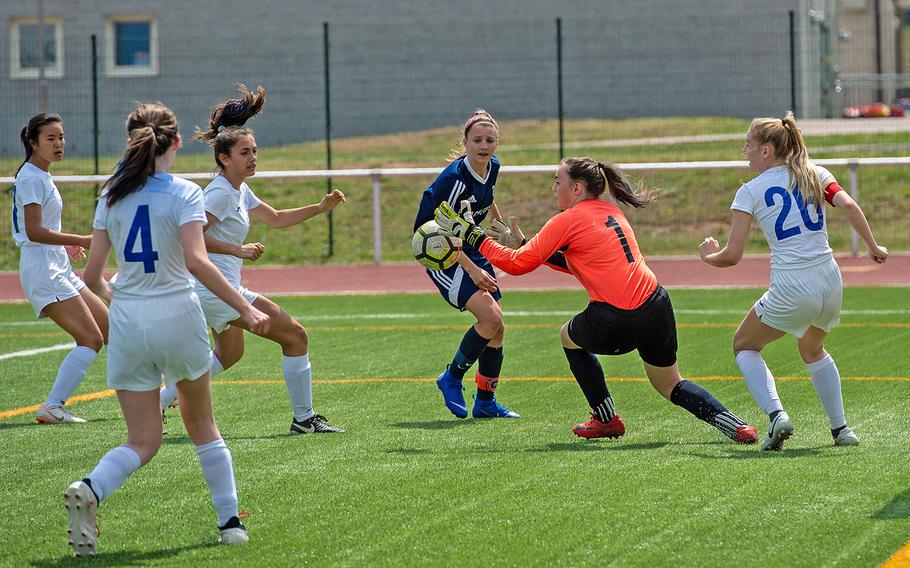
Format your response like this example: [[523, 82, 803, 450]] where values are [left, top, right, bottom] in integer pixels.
[[412, 220, 460, 271]]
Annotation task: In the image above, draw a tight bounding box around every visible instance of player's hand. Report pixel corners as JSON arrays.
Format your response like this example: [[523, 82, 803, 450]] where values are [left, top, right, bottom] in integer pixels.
[[239, 242, 265, 261], [486, 216, 526, 249], [241, 305, 270, 335], [319, 189, 346, 213], [467, 267, 498, 292], [869, 244, 888, 264], [65, 245, 86, 261], [435, 202, 486, 247], [698, 237, 720, 260]]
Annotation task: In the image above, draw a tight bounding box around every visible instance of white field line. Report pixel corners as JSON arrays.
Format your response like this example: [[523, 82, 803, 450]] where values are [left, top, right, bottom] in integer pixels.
[[0, 342, 74, 360], [1, 308, 907, 329]]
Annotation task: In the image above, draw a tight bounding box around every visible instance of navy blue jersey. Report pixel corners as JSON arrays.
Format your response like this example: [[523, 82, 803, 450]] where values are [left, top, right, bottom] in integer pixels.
[[414, 155, 499, 261]]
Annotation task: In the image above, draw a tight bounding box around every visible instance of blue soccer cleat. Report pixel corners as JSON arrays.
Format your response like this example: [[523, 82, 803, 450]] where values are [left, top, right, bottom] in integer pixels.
[[436, 367, 468, 419], [472, 394, 521, 419]]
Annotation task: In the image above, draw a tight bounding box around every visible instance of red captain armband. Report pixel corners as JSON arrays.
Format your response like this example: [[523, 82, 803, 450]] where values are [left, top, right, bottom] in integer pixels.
[[825, 182, 844, 205]]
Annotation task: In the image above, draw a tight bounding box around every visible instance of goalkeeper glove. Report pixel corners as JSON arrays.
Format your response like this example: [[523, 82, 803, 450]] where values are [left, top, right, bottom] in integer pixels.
[[435, 202, 486, 248], [485, 216, 526, 249]]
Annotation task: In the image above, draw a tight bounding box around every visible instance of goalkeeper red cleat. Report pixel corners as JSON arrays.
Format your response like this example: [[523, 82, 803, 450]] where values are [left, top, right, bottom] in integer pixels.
[[573, 412, 625, 439], [733, 424, 758, 444]]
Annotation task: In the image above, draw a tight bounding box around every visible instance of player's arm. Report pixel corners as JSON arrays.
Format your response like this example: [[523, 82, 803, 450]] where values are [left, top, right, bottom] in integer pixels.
[[490, 202, 502, 221], [831, 190, 888, 263], [250, 189, 345, 229], [83, 229, 113, 303], [699, 210, 752, 267], [181, 220, 270, 334], [201, 212, 264, 261], [22, 204, 91, 248]]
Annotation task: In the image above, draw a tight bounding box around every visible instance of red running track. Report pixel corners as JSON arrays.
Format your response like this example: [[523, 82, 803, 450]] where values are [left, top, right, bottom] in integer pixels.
[[1, 254, 907, 301]]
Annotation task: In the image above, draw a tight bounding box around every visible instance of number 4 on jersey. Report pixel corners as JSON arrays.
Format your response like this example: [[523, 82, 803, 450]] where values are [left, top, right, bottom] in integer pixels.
[[124, 204, 159, 273]]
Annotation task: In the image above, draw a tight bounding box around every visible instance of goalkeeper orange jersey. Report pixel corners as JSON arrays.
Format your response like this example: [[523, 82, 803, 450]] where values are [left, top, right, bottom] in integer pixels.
[[478, 198, 657, 309]]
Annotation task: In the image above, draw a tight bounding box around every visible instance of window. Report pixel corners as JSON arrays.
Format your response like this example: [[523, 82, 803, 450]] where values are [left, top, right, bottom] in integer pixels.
[[105, 15, 157, 76], [10, 16, 64, 79]]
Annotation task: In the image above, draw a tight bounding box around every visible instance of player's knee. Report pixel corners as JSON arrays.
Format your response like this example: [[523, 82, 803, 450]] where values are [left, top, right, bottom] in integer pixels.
[[476, 317, 503, 340], [132, 435, 162, 465], [798, 344, 825, 364], [218, 346, 244, 370], [283, 320, 308, 352], [78, 331, 104, 353]]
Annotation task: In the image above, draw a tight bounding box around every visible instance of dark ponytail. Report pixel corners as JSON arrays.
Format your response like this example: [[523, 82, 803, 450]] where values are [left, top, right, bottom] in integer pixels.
[[16, 113, 62, 175], [194, 84, 266, 170], [105, 103, 178, 207], [561, 157, 656, 208]]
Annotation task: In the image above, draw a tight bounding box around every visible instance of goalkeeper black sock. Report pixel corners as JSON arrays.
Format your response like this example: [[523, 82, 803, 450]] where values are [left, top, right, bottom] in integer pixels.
[[670, 380, 746, 438], [563, 348, 613, 413], [449, 325, 490, 381]]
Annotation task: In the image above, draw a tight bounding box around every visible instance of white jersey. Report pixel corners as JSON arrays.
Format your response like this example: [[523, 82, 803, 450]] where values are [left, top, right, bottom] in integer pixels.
[[93, 173, 207, 299], [731, 165, 837, 269], [12, 162, 64, 248], [196, 175, 261, 291]]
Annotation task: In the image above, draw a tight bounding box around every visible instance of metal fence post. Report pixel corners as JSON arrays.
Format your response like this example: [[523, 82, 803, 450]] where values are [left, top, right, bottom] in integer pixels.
[[324, 21, 334, 257], [372, 173, 382, 264], [849, 162, 859, 256], [556, 17, 565, 160], [789, 11, 797, 116], [91, 34, 100, 196]]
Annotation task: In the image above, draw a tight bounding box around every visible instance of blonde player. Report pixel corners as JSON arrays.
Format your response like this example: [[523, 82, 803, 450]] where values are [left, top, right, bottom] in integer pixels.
[[12, 113, 108, 424], [158, 85, 345, 434], [700, 111, 888, 451], [63, 102, 270, 557]]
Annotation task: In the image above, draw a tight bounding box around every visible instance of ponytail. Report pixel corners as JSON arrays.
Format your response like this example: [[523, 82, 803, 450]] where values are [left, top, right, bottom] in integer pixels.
[[105, 103, 178, 207], [195, 84, 266, 170], [16, 113, 62, 176], [749, 111, 823, 205], [561, 157, 656, 208]]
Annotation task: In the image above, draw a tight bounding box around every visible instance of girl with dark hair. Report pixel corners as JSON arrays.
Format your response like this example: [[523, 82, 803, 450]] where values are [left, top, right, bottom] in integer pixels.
[[700, 111, 888, 451], [12, 112, 108, 424], [158, 85, 346, 434], [413, 109, 520, 420], [435, 157, 757, 443], [65, 102, 270, 556]]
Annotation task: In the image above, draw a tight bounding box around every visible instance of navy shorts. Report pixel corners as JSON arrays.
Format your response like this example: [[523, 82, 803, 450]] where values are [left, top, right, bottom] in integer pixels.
[[567, 285, 678, 367], [426, 257, 501, 310]]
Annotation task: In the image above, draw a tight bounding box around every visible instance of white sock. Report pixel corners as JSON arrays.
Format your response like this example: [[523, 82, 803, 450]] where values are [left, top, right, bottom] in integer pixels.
[[211, 351, 225, 376], [45, 346, 97, 407], [85, 445, 142, 502], [807, 354, 846, 430], [282, 354, 314, 422], [735, 350, 783, 415], [196, 438, 238, 527], [159, 384, 178, 410]]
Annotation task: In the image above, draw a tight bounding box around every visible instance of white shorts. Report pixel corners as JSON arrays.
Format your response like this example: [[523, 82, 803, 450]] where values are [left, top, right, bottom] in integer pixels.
[[107, 291, 212, 391], [19, 245, 85, 318], [196, 286, 258, 333], [755, 257, 842, 338]]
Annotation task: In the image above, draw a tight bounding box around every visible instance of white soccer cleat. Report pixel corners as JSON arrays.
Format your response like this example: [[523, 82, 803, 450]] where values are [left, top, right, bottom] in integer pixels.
[[760, 411, 794, 451], [64, 481, 99, 558], [834, 426, 860, 446], [37, 403, 86, 424]]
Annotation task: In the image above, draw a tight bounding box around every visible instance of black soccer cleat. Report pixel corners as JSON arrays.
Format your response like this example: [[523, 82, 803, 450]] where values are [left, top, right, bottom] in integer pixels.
[[290, 414, 345, 434]]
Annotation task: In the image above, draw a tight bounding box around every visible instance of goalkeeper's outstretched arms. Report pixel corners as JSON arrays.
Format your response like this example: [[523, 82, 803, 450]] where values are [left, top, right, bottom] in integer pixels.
[[435, 203, 570, 276]]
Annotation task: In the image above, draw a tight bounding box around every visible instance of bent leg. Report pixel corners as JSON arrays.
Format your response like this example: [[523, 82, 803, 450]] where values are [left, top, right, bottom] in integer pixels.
[[40, 297, 103, 415]]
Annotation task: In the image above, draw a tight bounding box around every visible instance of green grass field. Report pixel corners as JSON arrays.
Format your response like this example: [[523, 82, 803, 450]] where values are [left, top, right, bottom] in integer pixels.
[[2, 116, 908, 271], [1, 287, 909, 567]]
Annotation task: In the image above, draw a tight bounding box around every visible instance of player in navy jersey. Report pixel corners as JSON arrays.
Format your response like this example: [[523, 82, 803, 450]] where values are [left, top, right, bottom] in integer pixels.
[[12, 113, 108, 425], [63, 103, 270, 556], [413, 109, 519, 419], [700, 111, 888, 451]]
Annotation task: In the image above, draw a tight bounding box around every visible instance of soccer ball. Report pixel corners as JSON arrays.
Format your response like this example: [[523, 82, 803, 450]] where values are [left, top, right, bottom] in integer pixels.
[[412, 220, 460, 270]]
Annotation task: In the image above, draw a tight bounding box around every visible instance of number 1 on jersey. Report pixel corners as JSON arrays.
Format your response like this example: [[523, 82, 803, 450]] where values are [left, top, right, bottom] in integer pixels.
[[124, 204, 159, 273], [605, 215, 634, 263]]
